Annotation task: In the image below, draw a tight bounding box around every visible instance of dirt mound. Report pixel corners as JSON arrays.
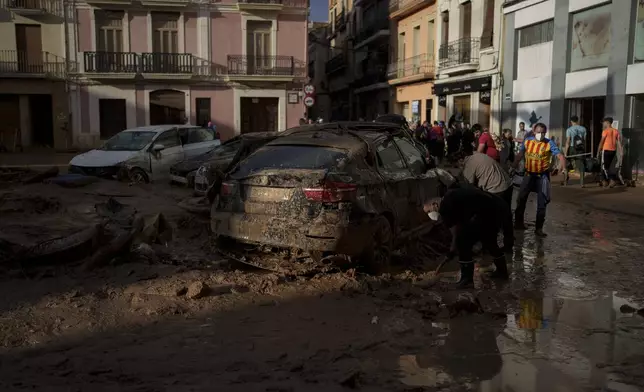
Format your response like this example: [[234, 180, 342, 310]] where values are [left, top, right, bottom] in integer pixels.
[[0, 194, 61, 215]]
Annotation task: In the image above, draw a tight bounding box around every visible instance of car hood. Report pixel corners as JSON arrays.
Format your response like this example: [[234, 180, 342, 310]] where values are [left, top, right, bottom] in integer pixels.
[[69, 150, 142, 167]]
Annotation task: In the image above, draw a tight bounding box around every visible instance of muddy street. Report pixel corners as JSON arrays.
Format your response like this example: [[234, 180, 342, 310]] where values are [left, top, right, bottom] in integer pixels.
[[1, 180, 644, 391]]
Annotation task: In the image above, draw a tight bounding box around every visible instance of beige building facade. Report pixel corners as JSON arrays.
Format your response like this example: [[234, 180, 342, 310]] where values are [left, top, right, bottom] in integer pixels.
[[389, 0, 438, 124], [0, 1, 70, 150]]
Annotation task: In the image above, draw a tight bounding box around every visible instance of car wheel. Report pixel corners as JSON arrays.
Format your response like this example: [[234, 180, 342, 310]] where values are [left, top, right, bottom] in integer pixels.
[[129, 168, 149, 184], [361, 215, 393, 274]]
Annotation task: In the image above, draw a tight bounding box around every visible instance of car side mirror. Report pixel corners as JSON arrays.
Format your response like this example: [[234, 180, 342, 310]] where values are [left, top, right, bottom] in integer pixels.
[[152, 144, 165, 152]]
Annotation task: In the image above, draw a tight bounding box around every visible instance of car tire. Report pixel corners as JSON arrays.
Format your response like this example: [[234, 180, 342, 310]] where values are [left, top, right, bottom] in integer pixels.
[[129, 168, 149, 184], [361, 215, 393, 274]]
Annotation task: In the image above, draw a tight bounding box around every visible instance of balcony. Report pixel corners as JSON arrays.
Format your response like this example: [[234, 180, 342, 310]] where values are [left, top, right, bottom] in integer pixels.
[[0, 0, 63, 16], [387, 53, 434, 84], [227, 55, 296, 80], [438, 37, 480, 74], [389, 0, 434, 20], [354, 17, 390, 49], [325, 52, 346, 75], [141, 53, 193, 74], [502, 0, 527, 7], [83, 52, 138, 74], [236, 0, 307, 11], [0, 50, 66, 78]]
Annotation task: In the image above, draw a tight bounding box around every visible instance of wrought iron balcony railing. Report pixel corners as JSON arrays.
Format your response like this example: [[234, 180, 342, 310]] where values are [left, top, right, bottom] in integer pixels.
[[0, 50, 66, 76], [335, 11, 346, 31], [237, 0, 308, 7], [83, 52, 138, 73], [141, 53, 193, 73], [354, 17, 390, 45], [387, 53, 434, 80], [0, 0, 63, 16], [227, 55, 295, 76], [438, 37, 480, 69]]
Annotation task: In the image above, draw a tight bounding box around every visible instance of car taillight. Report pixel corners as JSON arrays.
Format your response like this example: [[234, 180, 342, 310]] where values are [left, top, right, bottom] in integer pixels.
[[220, 182, 237, 197], [303, 181, 357, 203]]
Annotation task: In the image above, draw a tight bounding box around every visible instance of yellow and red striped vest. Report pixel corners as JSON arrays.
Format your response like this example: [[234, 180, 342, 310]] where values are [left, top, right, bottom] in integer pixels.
[[524, 139, 552, 174]]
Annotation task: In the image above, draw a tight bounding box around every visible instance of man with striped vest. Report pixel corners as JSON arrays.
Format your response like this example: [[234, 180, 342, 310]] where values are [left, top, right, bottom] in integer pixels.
[[513, 123, 567, 237]]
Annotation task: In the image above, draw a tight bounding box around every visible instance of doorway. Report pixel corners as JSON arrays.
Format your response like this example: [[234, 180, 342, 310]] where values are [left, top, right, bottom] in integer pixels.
[[566, 97, 605, 155], [453, 95, 471, 124], [195, 97, 211, 127], [425, 99, 433, 123], [99, 99, 127, 139], [28, 94, 53, 147], [15, 24, 43, 73], [150, 89, 186, 125], [240, 97, 278, 133]]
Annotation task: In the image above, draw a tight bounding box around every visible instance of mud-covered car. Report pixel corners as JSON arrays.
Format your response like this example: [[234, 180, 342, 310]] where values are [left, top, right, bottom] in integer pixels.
[[211, 122, 450, 270], [375, 114, 430, 159], [169, 133, 277, 191]]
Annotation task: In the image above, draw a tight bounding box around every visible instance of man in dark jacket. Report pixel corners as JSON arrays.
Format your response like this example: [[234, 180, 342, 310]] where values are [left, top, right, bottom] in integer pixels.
[[424, 187, 510, 288]]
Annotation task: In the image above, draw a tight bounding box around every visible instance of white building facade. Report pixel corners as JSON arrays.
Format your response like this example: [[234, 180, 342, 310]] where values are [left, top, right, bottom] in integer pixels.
[[501, 0, 644, 153], [434, 0, 503, 133]]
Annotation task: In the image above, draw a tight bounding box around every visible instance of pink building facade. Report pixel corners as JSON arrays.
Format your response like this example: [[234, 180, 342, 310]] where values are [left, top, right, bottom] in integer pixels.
[[69, 0, 308, 147]]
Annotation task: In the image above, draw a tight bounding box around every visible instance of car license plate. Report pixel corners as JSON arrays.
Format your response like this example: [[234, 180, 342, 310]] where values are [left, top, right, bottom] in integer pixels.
[[170, 175, 188, 184]]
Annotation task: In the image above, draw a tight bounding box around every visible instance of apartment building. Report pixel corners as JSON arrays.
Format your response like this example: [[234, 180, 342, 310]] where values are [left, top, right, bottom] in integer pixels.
[[434, 0, 502, 131], [307, 21, 330, 120], [501, 0, 644, 152], [69, 0, 308, 148], [0, 0, 70, 150], [325, 0, 354, 121], [389, 0, 437, 124]]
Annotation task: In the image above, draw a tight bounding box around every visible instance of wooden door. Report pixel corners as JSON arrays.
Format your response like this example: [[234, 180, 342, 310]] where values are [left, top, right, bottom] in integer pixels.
[[99, 99, 127, 139], [240, 98, 278, 134], [15, 24, 43, 73]]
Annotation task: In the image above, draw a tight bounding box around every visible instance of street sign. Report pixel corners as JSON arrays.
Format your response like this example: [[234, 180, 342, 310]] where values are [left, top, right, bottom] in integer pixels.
[[304, 84, 315, 95], [304, 96, 315, 107]]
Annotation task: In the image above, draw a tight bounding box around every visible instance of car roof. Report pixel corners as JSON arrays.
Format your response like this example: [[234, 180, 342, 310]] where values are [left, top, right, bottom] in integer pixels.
[[121, 124, 198, 134], [268, 124, 394, 151]]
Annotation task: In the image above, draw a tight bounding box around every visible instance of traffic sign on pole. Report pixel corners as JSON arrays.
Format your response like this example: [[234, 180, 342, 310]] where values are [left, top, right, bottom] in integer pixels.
[[304, 84, 315, 96], [303, 96, 315, 107]]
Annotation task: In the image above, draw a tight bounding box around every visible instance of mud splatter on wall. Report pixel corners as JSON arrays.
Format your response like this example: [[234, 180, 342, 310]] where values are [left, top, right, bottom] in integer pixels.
[[570, 4, 611, 72]]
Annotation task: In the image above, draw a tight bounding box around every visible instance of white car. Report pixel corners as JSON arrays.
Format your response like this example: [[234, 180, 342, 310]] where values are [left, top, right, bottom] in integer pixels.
[[69, 124, 220, 183]]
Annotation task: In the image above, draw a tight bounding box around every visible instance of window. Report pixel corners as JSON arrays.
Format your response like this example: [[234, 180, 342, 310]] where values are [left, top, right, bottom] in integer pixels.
[[376, 140, 406, 171], [428, 19, 435, 57], [95, 10, 123, 52], [154, 129, 180, 148], [195, 98, 211, 127], [461, 1, 471, 39], [152, 12, 179, 53], [187, 128, 215, 144], [412, 26, 420, 57], [441, 12, 449, 46], [453, 95, 471, 124], [481, 0, 495, 48], [247, 21, 272, 59], [398, 32, 405, 61], [570, 4, 611, 72], [395, 137, 425, 175], [518, 20, 554, 48]]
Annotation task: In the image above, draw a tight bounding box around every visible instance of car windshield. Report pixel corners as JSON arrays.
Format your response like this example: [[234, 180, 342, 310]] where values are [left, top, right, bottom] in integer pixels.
[[101, 131, 157, 151], [230, 145, 348, 179]]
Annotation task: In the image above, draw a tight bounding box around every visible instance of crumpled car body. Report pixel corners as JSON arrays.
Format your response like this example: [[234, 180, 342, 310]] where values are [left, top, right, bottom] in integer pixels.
[[211, 123, 453, 259], [69, 125, 220, 183]]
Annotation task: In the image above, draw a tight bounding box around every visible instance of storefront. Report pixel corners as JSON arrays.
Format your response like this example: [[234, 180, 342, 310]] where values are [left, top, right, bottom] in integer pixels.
[[434, 76, 492, 128], [394, 82, 434, 123]]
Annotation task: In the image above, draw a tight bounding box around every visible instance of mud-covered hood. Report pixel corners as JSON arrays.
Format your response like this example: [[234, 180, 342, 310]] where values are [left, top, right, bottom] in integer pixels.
[[171, 156, 232, 176], [69, 150, 142, 167]]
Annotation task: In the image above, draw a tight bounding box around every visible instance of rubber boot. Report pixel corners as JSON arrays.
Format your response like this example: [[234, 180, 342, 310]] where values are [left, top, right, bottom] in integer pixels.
[[514, 218, 526, 230], [487, 255, 509, 280], [535, 215, 547, 237], [456, 261, 475, 289]]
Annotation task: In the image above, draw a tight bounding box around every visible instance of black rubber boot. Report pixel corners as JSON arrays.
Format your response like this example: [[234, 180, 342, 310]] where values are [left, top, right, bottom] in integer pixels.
[[514, 219, 526, 230], [535, 215, 547, 237], [456, 262, 475, 289], [488, 255, 509, 280]]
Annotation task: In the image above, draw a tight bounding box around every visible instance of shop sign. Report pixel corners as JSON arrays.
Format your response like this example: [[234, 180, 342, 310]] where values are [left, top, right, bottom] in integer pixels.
[[433, 76, 492, 96], [480, 90, 491, 105], [438, 95, 447, 107]]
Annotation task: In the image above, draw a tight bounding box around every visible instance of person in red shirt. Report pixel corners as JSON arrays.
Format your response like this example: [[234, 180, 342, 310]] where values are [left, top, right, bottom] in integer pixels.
[[477, 127, 500, 161], [430, 121, 445, 163]]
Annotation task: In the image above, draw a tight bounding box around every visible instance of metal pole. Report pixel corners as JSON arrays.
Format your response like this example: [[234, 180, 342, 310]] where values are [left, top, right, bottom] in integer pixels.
[[63, 0, 72, 149]]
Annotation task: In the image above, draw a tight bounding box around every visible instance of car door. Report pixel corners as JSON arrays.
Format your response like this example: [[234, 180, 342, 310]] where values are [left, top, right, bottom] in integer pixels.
[[375, 137, 415, 230], [184, 127, 220, 158], [149, 128, 185, 181], [393, 136, 434, 228]]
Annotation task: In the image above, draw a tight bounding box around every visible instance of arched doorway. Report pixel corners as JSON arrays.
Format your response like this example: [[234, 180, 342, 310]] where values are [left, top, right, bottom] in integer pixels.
[[149, 89, 186, 125]]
